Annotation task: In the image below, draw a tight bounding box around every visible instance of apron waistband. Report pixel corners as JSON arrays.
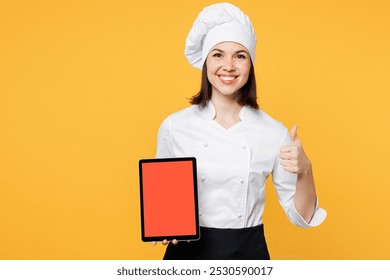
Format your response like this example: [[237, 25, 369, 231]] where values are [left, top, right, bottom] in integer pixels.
[[164, 224, 270, 260]]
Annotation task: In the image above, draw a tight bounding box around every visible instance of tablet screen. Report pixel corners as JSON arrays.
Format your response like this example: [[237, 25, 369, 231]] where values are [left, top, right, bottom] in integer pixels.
[[139, 157, 199, 242]]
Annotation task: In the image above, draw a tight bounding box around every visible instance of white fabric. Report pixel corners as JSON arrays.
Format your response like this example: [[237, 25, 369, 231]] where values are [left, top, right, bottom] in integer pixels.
[[156, 101, 327, 229], [185, 3, 256, 70]]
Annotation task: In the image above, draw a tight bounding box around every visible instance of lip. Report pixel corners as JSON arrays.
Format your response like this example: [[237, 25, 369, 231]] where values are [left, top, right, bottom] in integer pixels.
[[218, 75, 238, 85]]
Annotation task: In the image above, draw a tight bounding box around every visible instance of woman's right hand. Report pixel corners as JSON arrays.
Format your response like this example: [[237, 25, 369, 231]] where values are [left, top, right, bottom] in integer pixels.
[[151, 239, 178, 246]]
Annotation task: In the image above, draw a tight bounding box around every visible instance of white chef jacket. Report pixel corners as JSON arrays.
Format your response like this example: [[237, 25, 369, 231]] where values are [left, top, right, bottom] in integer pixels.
[[156, 101, 327, 229]]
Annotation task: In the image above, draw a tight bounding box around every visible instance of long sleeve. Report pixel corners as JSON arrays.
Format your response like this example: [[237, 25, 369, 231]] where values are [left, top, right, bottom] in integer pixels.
[[155, 117, 175, 158], [272, 128, 327, 228]]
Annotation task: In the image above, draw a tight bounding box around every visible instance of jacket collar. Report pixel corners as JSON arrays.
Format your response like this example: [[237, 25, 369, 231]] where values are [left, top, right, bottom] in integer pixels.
[[202, 100, 249, 121]]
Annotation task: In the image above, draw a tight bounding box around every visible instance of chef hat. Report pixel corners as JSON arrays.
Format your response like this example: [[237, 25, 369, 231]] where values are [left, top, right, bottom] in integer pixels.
[[185, 2, 256, 70]]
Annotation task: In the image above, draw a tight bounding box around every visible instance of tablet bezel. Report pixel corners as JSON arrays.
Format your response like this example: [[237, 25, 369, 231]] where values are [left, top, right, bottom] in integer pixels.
[[139, 157, 200, 242]]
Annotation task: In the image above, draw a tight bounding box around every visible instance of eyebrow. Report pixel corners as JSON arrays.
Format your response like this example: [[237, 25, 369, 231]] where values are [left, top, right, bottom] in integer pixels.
[[211, 48, 249, 54]]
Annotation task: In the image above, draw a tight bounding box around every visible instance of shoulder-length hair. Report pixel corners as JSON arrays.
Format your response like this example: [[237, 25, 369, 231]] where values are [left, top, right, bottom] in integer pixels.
[[189, 62, 259, 109]]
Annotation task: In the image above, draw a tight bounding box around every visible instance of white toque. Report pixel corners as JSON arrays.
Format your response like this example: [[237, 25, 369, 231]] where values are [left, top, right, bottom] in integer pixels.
[[185, 2, 256, 70]]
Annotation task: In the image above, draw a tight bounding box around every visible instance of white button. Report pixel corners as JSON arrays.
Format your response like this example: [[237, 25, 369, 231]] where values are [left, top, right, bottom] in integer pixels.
[[199, 212, 202, 216], [200, 176, 206, 181], [241, 144, 247, 149], [240, 178, 244, 184], [203, 143, 208, 147], [237, 213, 242, 218]]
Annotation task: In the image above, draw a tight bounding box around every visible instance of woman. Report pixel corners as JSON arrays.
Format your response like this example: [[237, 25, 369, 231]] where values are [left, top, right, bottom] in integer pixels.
[[152, 3, 326, 260]]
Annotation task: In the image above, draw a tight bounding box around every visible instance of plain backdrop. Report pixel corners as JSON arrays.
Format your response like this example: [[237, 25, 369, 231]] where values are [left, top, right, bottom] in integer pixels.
[[1, 0, 390, 259]]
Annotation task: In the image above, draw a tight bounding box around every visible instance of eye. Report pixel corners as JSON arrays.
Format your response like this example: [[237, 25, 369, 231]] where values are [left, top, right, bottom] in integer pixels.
[[212, 53, 222, 58], [236, 54, 247, 59]]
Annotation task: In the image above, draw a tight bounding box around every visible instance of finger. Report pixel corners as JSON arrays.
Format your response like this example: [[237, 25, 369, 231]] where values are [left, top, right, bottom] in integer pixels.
[[280, 151, 299, 160], [162, 239, 168, 246], [280, 146, 293, 153], [172, 239, 178, 245], [280, 152, 293, 160], [280, 147, 298, 158], [279, 160, 299, 172], [290, 125, 298, 143], [151, 241, 157, 246], [281, 165, 299, 173], [279, 159, 298, 167], [280, 153, 298, 160]]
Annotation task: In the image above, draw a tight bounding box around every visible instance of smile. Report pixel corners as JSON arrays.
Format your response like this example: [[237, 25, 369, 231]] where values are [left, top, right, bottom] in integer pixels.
[[218, 75, 238, 81]]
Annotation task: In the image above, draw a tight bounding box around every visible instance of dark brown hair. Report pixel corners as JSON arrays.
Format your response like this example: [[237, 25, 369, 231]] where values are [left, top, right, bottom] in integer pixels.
[[189, 62, 259, 109]]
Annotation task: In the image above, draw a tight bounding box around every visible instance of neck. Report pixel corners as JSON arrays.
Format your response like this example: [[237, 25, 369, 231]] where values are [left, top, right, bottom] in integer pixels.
[[211, 92, 242, 116]]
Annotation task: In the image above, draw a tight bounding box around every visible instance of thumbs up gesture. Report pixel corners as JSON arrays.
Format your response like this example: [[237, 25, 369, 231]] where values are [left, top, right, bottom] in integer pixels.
[[279, 125, 311, 175]]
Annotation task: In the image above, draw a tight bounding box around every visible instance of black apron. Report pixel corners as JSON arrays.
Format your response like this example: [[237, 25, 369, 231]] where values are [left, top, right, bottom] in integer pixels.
[[163, 224, 270, 260]]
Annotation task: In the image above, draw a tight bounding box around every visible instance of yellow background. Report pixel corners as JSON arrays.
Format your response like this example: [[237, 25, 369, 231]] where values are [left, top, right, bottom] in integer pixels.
[[1, 0, 389, 259]]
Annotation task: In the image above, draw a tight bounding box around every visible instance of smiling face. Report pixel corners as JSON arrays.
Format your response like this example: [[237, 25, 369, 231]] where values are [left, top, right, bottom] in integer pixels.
[[206, 41, 252, 100]]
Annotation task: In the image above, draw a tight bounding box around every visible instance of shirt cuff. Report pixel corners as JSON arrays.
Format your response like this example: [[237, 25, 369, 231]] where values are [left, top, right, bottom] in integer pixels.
[[291, 198, 327, 228]]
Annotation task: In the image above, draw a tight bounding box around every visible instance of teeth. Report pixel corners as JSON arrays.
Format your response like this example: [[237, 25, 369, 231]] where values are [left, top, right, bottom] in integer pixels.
[[219, 76, 236, 81]]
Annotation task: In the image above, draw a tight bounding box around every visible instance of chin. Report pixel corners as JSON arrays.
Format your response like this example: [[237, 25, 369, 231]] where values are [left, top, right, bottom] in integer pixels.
[[221, 91, 237, 96], [217, 90, 239, 98]]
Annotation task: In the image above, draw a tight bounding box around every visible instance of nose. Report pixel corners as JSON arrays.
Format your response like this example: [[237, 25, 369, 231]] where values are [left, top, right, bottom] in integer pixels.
[[222, 57, 235, 71]]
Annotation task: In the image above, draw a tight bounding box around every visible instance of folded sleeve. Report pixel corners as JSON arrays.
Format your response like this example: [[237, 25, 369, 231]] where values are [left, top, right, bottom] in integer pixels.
[[155, 117, 175, 158], [271, 128, 327, 228]]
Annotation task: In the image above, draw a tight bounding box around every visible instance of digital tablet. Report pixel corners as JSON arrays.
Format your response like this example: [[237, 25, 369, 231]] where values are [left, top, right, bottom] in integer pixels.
[[138, 157, 200, 242]]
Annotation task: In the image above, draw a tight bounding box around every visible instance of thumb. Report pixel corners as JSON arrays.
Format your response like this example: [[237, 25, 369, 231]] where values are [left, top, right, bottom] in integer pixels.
[[290, 124, 298, 143]]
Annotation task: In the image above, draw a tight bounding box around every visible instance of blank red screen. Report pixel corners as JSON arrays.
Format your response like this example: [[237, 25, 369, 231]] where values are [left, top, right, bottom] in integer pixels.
[[141, 161, 196, 237]]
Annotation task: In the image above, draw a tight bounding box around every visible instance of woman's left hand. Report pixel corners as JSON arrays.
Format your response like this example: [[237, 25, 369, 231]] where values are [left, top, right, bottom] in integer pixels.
[[279, 125, 311, 175]]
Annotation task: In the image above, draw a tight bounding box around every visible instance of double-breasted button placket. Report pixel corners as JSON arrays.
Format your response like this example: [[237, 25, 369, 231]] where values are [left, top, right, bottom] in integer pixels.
[[156, 101, 327, 229]]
